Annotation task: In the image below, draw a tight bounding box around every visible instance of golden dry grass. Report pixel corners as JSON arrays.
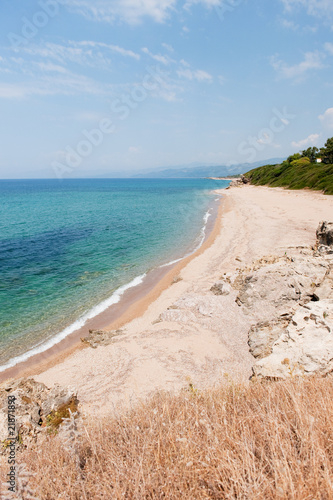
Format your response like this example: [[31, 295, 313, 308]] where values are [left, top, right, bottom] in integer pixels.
[[2, 376, 333, 499]]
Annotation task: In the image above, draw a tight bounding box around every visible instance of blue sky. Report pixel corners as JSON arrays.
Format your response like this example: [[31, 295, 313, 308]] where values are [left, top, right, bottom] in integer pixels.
[[0, 0, 332, 178]]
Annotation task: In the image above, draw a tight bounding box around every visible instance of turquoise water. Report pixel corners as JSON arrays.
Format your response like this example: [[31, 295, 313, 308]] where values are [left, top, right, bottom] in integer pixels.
[[0, 178, 228, 370]]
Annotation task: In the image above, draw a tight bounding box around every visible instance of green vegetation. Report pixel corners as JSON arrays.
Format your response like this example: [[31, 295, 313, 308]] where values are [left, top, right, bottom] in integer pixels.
[[244, 137, 333, 195]]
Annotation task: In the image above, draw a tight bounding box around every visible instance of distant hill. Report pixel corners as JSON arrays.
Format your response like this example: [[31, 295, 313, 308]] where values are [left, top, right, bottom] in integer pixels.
[[132, 158, 286, 179]]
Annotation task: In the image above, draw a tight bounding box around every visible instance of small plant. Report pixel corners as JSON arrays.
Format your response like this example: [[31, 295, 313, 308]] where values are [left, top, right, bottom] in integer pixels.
[[45, 397, 79, 434]]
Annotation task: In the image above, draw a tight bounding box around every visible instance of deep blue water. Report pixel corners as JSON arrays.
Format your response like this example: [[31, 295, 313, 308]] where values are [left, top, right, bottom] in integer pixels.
[[0, 178, 228, 369]]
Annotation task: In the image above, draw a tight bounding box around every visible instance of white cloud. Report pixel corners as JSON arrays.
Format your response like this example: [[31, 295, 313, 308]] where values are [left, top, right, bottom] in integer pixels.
[[177, 68, 213, 82], [271, 51, 324, 80], [292, 133, 320, 149], [22, 41, 140, 69], [281, 18, 299, 30], [142, 47, 170, 65], [319, 108, 333, 129], [79, 41, 140, 60], [324, 42, 333, 55], [184, 0, 221, 8], [0, 68, 110, 100], [281, 0, 333, 17], [36, 62, 68, 73], [162, 43, 174, 53], [66, 0, 230, 24], [0, 84, 30, 99], [66, 0, 177, 24]]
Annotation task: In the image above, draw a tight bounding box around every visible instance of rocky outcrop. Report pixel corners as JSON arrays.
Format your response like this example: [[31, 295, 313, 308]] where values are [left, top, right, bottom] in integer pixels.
[[227, 175, 250, 188], [235, 255, 328, 322], [81, 329, 123, 348], [0, 378, 77, 449], [252, 300, 333, 379], [243, 222, 333, 379]]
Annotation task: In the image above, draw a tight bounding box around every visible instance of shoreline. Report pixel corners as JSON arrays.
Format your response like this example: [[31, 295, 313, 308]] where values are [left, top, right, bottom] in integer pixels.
[[2, 185, 332, 419], [0, 193, 224, 383]]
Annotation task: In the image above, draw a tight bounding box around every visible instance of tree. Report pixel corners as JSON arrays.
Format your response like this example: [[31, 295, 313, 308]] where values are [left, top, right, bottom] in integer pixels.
[[319, 137, 333, 164], [287, 153, 301, 163], [301, 147, 319, 163]]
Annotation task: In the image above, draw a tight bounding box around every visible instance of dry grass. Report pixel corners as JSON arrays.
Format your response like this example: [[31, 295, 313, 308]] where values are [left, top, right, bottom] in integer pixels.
[[2, 376, 333, 499]]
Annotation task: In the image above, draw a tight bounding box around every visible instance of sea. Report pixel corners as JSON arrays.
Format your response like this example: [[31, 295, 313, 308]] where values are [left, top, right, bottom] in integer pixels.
[[0, 178, 229, 372]]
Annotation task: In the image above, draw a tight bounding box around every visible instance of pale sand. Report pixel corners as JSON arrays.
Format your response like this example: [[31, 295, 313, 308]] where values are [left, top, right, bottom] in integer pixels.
[[34, 185, 333, 417]]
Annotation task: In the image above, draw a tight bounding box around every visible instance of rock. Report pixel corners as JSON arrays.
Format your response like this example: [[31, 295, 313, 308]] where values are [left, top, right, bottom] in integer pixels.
[[236, 256, 329, 321], [81, 329, 122, 348], [249, 316, 291, 359], [41, 384, 76, 416], [252, 300, 333, 379], [210, 280, 231, 296], [227, 175, 249, 189], [317, 221, 333, 247], [0, 378, 77, 449]]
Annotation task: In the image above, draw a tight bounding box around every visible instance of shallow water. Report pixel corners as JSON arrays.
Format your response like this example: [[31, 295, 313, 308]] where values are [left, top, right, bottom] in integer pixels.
[[0, 178, 229, 369]]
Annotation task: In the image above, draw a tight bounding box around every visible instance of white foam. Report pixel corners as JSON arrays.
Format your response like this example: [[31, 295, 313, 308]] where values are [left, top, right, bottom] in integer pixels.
[[0, 198, 221, 372], [159, 209, 212, 268], [0, 273, 146, 373]]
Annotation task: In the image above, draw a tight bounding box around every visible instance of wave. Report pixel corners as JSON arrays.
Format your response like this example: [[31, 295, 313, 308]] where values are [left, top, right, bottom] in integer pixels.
[[0, 273, 146, 373], [159, 208, 212, 268], [0, 195, 222, 373]]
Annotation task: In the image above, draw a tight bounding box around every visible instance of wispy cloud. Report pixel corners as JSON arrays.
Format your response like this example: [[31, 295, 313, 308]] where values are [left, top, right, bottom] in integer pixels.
[[291, 133, 320, 149], [184, 0, 221, 9], [66, 0, 227, 25], [280, 17, 317, 33], [162, 43, 174, 53], [319, 107, 333, 129], [142, 47, 171, 65], [281, 0, 333, 18], [324, 42, 333, 56], [78, 41, 140, 60], [270, 50, 324, 80], [21, 40, 140, 69], [66, 0, 178, 24], [177, 68, 213, 82]]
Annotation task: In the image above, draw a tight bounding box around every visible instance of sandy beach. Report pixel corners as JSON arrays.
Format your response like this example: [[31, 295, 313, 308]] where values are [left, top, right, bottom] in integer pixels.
[[3, 185, 333, 417]]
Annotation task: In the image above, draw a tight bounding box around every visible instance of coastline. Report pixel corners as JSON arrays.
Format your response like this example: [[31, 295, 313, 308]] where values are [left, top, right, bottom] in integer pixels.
[[2, 185, 333, 419], [0, 193, 223, 383]]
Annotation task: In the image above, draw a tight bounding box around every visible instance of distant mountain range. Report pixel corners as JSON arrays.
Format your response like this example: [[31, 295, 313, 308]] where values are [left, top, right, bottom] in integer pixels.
[[132, 158, 286, 179]]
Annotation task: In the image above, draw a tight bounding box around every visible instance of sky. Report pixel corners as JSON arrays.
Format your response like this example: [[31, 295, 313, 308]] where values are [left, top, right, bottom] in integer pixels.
[[0, 0, 332, 179]]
